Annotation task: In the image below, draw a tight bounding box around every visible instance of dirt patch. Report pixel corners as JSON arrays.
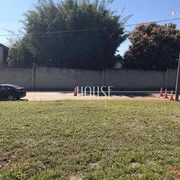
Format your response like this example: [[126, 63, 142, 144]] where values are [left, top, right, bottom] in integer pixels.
[[168, 165, 180, 179], [0, 157, 11, 170], [69, 174, 83, 180]]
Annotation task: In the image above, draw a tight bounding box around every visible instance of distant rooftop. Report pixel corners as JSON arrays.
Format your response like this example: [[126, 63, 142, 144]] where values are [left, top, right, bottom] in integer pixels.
[[0, 43, 9, 49]]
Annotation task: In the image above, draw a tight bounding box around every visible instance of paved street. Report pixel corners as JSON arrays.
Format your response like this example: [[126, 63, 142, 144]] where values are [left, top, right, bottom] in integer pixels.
[[22, 91, 163, 101]]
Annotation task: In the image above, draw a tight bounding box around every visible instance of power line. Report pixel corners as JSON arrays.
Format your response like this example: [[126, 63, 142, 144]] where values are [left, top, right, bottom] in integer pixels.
[[0, 17, 180, 37], [126, 17, 180, 26]]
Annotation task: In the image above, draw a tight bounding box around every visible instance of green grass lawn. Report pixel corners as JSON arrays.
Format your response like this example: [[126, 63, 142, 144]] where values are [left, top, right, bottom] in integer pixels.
[[0, 100, 180, 180]]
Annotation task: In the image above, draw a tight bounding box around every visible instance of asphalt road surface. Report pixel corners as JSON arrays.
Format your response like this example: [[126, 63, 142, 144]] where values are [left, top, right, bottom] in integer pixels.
[[22, 91, 164, 101]]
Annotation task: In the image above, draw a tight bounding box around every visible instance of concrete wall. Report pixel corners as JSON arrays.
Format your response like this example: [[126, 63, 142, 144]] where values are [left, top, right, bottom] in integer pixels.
[[0, 68, 33, 89], [0, 67, 177, 90], [105, 70, 166, 90], [165, 69, 177, 89], [0, 47, 3, 65], [35, 68, 102, 89]]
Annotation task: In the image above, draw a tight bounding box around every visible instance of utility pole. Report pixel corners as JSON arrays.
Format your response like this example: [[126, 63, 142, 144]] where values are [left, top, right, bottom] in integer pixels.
[[175, 53, 180, 101], [172, 12, 180, 101], [32, 62, 36, 91]]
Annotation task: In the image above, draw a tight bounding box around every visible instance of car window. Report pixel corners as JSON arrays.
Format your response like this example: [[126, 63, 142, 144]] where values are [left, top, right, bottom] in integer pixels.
[[0, 86, 4, 91], [4, 86, 13, 90]]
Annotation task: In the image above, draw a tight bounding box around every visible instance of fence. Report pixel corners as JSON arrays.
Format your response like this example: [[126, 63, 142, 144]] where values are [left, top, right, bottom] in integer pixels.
[[0, 67, 177, 90]]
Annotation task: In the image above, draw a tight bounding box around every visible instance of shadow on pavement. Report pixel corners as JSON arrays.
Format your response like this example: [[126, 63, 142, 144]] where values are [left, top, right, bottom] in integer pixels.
[[110, 93, 153, 98], [0, 99, 29, 102], [72, 92, 154, 98]]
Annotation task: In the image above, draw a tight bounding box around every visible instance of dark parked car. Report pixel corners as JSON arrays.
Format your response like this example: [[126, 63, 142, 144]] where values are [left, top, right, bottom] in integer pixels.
[[0, 84, 26, 100]]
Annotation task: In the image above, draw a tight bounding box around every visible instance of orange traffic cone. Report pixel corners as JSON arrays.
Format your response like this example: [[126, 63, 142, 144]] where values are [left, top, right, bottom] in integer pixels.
[[74, 87, 78, 96], [169, 91, 174, 101], [160, 88, 163, 97], [164, 90, 168, 99]]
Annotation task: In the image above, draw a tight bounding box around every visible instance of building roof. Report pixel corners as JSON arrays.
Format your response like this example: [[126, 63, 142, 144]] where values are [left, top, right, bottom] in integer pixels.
[[0, 43, 9, 49]]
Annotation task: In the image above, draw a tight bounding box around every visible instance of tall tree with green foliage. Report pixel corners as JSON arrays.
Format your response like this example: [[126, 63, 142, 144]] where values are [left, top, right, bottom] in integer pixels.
[[8, 37, 34, 67], [123, 22, 180, 70], [8, 0, 130, 70]]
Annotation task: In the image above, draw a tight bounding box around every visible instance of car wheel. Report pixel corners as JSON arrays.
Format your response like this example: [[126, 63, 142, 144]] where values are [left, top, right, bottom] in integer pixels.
[[7, 95, 15, 101]]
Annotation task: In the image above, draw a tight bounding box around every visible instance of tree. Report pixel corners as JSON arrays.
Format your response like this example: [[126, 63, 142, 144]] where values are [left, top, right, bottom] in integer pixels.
[[123, 22, 180, 70], [8, 0, 130, 70], [114, 54, 123, 69], [8, 37, 34, 67]]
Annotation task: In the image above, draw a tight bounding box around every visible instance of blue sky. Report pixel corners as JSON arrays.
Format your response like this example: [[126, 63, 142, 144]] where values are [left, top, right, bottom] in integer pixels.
[[0, 0, 180, 55]]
